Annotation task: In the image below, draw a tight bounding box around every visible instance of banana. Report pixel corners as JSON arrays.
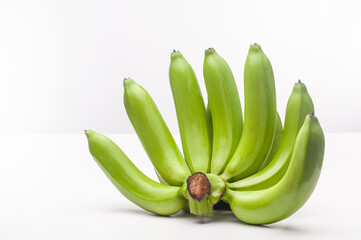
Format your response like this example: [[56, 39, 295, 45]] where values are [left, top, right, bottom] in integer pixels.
[[259, 112, 283, 170], [228, 81, 314, 190], [221, 44, 277, 182], [169, 50, 211, 173], [203, 48, 243, 174], [123, 78, 191, 186], [223, 113, 325, 224], [85, 130, 186, 215]]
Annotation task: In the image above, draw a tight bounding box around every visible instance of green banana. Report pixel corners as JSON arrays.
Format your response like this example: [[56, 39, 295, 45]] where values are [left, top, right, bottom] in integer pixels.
[[259, 112, 283, 170], [86, 44, 325, 223], [169, 50, 211, 173], [223, 113, 325, 224], [228, 81, 314, 190], [85, 130, 186, 215], [203, 48, 243, 174], [221, 44, 277, 182], [123, 78, 191, 186]]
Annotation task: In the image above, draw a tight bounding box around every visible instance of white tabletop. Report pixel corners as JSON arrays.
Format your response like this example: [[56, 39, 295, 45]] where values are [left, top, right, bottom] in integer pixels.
[[1, 132, 360, 239]]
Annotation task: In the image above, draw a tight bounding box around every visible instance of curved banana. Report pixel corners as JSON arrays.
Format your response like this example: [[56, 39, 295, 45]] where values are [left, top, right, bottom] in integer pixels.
[[259, 112, 283, 170], [85, 130, 186, 215], [123, 78, 191, 186], [228, 81, 314, 190], [203, 48, 243, 174], [223, 113, 325, 224], [169, 51, 211, 173], [221, 44, 277, 182]]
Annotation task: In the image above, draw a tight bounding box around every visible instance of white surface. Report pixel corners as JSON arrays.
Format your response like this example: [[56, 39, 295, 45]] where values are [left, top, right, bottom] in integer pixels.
[[0, 133, 360, 239], [1, 0, 361, 134]]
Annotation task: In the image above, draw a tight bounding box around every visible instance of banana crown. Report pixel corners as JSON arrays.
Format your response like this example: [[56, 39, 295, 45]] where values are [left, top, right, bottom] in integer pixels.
[[85, 44, 324, 224]]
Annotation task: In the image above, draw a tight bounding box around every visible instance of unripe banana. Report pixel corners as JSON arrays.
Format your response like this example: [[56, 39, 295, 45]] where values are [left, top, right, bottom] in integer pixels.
[[203, 48, 243, 174], [123, 79, 191, 186], [259, 112, 283, 170], [169, 51, 211, 173], [228, 81, 314, 190], [221, 44, 277, 182], [223, 113, 325, 224], [85, 130, 186, 215]]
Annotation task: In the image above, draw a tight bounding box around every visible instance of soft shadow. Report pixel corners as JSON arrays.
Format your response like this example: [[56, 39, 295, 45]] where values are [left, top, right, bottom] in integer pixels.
[[265, 224, 310, 233], [225, 218, 310, 232], [96, 205, 189, 219], [211, 210, 240, 223], [175, 209, 241, 225], [210, 211, 311, 233], [96, 205, 311, 233]]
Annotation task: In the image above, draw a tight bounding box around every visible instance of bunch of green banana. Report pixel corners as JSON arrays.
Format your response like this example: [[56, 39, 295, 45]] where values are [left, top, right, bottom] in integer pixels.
[[85, 43, 325, 224]]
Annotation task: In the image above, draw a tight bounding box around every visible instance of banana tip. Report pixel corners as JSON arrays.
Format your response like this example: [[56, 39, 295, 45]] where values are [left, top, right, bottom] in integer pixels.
[[249, 43, 262, 52], [295, 79, 305, 86], [84, 129, 94, 135], [205, 48, 215, 55], [170, 49, 181, 58], [207, 47, 215, 52]]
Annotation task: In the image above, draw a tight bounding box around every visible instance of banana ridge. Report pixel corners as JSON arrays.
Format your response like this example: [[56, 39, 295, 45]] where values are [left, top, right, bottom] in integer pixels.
[[259, 112, 283, 171]]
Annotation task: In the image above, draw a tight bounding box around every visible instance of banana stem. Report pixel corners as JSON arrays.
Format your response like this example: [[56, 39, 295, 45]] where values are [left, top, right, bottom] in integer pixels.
[[185, 172, 213, 217], [188, 197, 213, 218]]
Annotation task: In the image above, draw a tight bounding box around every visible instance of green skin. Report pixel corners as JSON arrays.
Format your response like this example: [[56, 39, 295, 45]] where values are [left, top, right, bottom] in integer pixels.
[[223, 114, 324, 224], [221, 44, 277, 182], [205, 101, 213, 148], [85, 130, 186, 215], [123, 79, 191, 186], [203, 48, 243, 175], [259, 112, 283, 170], [169, 51, 211, 173], [206, 173, 227, 205], [228, 82, 314, 190]]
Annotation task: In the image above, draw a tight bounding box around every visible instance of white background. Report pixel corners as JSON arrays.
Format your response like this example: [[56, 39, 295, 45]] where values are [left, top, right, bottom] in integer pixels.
[[1, 0, 361, 134]]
